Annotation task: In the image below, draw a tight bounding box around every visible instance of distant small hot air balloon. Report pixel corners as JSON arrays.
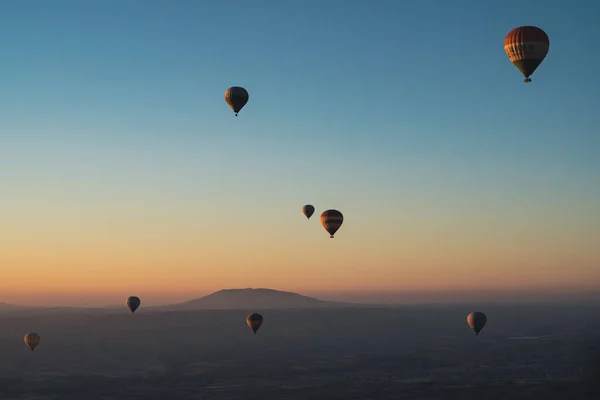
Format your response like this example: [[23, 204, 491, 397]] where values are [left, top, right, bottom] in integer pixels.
[[302, 205, 315, 220], [24, 332, 40, 352], [504, 26, 549, 83], [466, 312, 487, 336], [126, 296, 141, 315], [246, 313, 263, 334], [224, 86, 249, 116], [320, 209, 343, 238]]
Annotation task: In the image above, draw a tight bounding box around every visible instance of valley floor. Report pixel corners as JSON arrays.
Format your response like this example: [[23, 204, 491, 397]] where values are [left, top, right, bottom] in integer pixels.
[[1, 305, 598, 399]]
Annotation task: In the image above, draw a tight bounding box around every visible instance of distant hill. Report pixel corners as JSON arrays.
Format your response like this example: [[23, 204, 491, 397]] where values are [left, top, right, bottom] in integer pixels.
[[0, 303, 31, 313], [155, 288, 351, 311]]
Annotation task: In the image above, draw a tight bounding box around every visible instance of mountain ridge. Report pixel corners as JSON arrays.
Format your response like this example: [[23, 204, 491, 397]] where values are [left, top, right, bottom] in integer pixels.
[[3, 288, 600, 312], [152, 288, 353, 311]]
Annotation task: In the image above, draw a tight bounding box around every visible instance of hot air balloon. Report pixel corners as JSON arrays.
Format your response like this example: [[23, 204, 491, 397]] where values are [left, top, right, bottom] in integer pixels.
[[320, 209, 343, 238], [302, 205, 315, 220], [504, 26, 549, 83], [466, 312, 487, 336], [24, 332, 40, 352], [224, 86, 249, 116], [126, 296, 141, 315], [246, 313, 263, 334]]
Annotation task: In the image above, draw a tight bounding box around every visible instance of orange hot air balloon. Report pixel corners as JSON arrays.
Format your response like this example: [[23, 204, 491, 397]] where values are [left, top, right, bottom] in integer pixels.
[[246, 313, 263, 334], [24, 332, 41, 352], [504, 26, 549, 83], [320, 209, 343, 238], [302, 204, 315, 220], [466, 312, 487, 336], [224, 86, 249, 116]]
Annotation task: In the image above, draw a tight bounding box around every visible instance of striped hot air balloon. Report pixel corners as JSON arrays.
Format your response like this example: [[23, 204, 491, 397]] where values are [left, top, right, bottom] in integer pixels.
[[504, 26, 549, 83], [320, 209, 343, 238], [24, 332, 41, 352], [224, 86, 249, 116]]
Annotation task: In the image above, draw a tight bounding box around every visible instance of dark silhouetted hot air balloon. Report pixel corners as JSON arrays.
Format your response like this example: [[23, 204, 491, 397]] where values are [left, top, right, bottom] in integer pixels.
[[224, 86, 249, 116], [466, 312, 487, 336], [504, 26, 549, 83], [320, 209, 343, 238], [302, 205, 315, 220], [126, 296, 141, 315], [246, 313, 263, 334], [24, 332, 40, 352]]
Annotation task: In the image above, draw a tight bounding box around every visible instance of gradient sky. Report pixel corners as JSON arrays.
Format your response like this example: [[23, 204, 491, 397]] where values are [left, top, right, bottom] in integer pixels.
[[1, 0, 599, 307]]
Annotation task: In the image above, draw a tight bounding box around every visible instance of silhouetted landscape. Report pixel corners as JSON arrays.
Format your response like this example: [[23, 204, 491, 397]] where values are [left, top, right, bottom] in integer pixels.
[[1, 289, 599, 399], [155, 288, 351, 311]]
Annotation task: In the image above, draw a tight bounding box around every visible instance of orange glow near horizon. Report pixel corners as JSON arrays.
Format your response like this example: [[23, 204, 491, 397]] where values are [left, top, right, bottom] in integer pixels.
[[2, 162, 599, 308], [2, 206, 599, 307]]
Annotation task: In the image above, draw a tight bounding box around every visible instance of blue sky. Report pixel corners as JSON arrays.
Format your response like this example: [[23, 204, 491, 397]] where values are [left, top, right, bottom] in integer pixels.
[[1, 0, 599, 304]]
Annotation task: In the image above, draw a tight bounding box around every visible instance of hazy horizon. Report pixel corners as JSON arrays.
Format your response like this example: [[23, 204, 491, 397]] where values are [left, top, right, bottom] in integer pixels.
[[2, 287, 600, 308]]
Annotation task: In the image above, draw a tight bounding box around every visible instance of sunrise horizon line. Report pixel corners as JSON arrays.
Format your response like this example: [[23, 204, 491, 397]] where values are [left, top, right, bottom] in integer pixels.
[[2, 287, 599, 309]]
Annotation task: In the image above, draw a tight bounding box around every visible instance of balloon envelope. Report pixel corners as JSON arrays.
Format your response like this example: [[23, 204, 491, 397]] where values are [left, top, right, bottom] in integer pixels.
[[302, 204, 315, 220], [320, 209, 344, 238], [126, 296, 141, 314], [504, 26, 549, 82], [24, 332, 40, 352], [224, 86, 249, 116], [246, 313, 263, 334], [466, 312, 487, 336]]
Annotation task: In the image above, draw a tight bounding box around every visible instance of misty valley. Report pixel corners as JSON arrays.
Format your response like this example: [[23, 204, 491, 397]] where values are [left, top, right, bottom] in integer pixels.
[[1, 292, 599, 399]]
